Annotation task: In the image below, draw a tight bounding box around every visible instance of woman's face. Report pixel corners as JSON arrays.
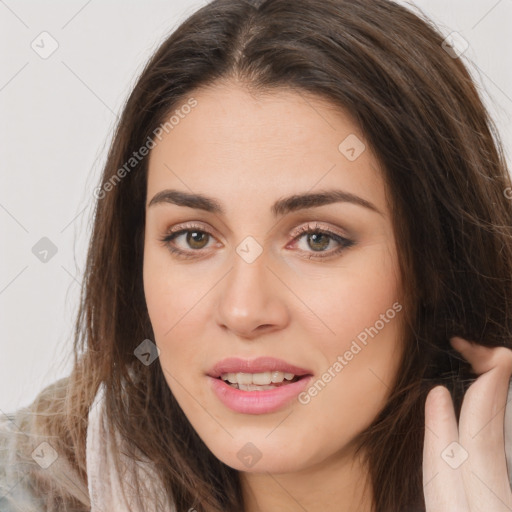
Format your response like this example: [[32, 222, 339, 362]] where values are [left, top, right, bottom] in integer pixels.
[[143, 82, 403, 474]]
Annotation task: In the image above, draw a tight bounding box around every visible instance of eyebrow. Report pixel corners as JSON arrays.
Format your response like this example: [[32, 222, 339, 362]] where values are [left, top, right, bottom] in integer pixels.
[[147, 188, 382, 216]]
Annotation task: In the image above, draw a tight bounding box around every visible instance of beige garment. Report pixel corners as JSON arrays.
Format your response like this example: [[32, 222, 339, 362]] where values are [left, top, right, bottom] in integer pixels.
[[2, 379, 512, 510], [86, 383, 176, 512]]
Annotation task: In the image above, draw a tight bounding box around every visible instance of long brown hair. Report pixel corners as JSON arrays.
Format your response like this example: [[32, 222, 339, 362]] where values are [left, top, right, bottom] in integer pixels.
[[14, 0, 512, 511]]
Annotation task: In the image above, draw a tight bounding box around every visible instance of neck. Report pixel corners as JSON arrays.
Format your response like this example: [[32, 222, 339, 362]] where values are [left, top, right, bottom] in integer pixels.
[[240, 445, 373, 512]]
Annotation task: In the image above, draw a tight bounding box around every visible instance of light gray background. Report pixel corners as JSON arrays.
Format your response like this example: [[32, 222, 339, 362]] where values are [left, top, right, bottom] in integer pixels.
[[1, 0, 511, 413]]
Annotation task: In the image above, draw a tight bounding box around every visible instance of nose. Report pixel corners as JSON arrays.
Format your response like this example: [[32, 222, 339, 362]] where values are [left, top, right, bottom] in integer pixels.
[[215, 249, 290, 339]]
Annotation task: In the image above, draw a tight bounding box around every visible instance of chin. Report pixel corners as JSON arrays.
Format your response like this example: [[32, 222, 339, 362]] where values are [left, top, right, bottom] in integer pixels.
[[202, 435, 323, 475], [223, 454, 308, 474]]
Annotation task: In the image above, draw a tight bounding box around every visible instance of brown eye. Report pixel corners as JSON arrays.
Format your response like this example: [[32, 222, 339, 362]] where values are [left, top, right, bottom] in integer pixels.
[[159, 224, 219, 259], [306, 233, 331, 251], [290, 223, 356, 260], [186, 231, 210, 250], [162, 228, 214, 251]]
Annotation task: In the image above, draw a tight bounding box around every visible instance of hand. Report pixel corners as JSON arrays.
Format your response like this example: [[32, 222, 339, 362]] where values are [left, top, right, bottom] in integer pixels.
[[423, 336, 512, 511]]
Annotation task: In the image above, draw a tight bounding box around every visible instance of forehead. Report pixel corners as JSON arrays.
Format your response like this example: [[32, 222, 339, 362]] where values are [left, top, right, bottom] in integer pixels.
[[146, 82, 389, 217]]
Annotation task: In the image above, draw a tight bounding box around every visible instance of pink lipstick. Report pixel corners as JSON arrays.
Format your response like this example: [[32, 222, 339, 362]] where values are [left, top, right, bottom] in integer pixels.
[[207, 357, 313, 414]]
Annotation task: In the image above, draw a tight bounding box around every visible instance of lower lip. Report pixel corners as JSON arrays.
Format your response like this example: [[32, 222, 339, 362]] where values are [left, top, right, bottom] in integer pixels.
[[208, 375, 313, 414]]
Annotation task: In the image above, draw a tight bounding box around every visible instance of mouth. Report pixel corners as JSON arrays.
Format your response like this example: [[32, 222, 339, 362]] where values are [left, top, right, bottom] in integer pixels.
[[207, 356, 313, 392]]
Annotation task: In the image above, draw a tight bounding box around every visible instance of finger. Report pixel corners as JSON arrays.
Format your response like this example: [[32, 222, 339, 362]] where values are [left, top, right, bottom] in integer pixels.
[[456, 354, 512, 510], [450, 336, 512, 376], [423, 385, 469, 511]]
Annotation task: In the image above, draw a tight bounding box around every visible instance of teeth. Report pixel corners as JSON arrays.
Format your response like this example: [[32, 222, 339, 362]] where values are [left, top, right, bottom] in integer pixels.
[[220, 371, 297, 385], [271, 371, 284, 383], [237, 372, 254, 385], [253, 371, 272, 385]]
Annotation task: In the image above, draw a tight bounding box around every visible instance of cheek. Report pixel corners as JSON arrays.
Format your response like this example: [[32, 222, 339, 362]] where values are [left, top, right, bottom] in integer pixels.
[[292, 240, 401, 355], [143, 242, 206, 338], [142, 243, 216, 381], [292, 243, 403, 423], [143, 255, 208, 406], [293, 268, 402, 458]]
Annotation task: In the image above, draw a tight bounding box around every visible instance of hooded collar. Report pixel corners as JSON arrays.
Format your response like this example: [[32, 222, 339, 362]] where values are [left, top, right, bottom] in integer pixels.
[[86, 383, 175, 512]]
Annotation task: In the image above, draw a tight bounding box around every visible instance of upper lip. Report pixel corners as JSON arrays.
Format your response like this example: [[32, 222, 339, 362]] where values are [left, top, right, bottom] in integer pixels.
[[207, 357, 313, 378]]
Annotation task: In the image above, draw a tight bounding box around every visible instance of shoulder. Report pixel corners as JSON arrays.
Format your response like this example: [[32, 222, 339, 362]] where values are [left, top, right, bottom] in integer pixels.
[[0, 378, 91, 512], [0, 409, 46, 511]]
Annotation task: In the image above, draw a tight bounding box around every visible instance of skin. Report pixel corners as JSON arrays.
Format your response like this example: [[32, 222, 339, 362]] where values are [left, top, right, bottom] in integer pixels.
[[142, 80, 512, 511]]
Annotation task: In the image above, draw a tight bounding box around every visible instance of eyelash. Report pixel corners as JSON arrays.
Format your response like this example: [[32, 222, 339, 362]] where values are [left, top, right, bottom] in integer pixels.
[[159, 222, 355, 261]]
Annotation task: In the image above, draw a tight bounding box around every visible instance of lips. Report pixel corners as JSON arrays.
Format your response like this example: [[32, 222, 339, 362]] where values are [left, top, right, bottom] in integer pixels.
[[207, 357, 314, 414], [208, 373, 314, 414], [207, 356, 313, 378]]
